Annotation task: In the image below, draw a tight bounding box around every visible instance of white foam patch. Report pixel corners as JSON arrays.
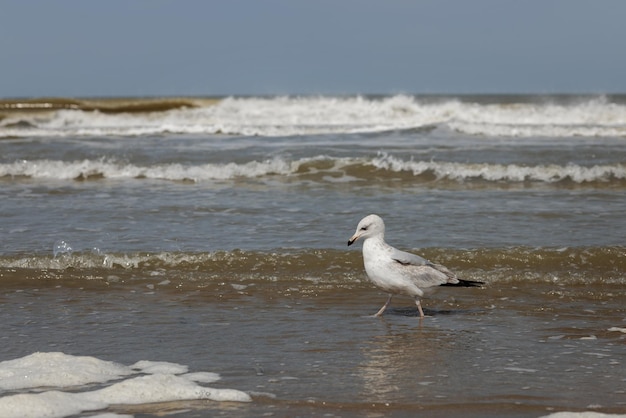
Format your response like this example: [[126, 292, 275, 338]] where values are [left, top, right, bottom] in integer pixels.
[[0, 352, 133, 391], [0, 352, 251, 418], [608, 327, 626, 333], [0, 391, 107, 418], [131, 360, 188, 375], [90, 414, 133, 418], [182, 372, 222, 383], [540, 413, 626, 418]]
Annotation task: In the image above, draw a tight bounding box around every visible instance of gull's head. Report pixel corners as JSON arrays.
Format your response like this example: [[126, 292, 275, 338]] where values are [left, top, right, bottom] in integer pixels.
[[347, 214, 385, 246]]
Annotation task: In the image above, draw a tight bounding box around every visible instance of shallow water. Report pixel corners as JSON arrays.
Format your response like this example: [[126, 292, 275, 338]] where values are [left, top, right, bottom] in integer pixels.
[[1, 95, 625, 417], [1, 274, 625, 417]]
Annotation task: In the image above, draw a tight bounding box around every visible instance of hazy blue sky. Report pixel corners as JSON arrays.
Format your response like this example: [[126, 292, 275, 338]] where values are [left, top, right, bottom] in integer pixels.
[[2, 1, 625, 97]]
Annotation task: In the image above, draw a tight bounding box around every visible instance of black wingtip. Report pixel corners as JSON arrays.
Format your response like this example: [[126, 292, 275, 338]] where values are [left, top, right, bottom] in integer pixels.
[[442, 279, 484, 288]]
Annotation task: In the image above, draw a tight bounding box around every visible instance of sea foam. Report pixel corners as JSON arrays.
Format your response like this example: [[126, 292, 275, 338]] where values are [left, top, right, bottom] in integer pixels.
[[0, 352, 251, 418]]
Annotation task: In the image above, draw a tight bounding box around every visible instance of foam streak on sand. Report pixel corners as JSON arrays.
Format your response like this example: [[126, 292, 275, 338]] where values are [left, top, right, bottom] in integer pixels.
[[0, 352, 251, 418]]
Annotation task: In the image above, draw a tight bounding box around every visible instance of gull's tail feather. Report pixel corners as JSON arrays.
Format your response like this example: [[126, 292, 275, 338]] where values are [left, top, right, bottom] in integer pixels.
[[441, 279, 484, 287]]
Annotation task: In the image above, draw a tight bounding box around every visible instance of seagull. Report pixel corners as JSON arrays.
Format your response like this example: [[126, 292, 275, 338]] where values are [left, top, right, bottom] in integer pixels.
[[347, 214, 482, 318]]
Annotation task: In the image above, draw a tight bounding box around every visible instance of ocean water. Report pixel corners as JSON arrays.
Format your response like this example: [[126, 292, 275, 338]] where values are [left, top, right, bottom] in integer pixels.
[[0, 95, 625, 417]]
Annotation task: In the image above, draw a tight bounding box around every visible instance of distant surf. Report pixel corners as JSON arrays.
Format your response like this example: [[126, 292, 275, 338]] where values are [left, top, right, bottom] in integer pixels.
[[2, 94, 626, 138]]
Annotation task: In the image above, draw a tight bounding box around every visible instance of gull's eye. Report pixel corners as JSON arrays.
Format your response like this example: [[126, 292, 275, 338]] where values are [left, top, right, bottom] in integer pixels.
[[360, 226, 368, 231]]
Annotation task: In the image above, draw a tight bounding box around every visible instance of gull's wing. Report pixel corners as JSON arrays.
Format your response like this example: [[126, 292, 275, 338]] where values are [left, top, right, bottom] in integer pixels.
[[403, 264, 453, 287], [389, 247, 429, 266], [390, 247, 458, 284], [426, 262, 457, 281]]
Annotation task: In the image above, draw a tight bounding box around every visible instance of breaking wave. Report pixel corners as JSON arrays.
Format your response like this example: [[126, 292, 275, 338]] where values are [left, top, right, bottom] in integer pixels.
[[0, 157, 295, 181], [1, 155, 625, 185], [370, 154, 626, 184]]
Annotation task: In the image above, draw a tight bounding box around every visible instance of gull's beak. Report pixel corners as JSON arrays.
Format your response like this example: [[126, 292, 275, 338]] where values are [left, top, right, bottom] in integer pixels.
[[347, 233, 360, 246]]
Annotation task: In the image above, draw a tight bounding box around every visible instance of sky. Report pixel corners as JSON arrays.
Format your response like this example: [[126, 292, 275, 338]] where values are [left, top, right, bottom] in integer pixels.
[[2, 0, 626, 97]]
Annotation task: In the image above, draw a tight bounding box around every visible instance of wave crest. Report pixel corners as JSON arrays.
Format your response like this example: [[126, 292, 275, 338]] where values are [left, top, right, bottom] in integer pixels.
[[2, 155, 624, 185], [1, 247, 624, 285], [371, 153, 626, 183], [0, 157, 295, 181]]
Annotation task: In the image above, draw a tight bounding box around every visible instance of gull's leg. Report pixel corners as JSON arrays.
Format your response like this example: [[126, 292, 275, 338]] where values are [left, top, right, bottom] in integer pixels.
[[415, 298, 425, 318], [374, 294, 393, 317]]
